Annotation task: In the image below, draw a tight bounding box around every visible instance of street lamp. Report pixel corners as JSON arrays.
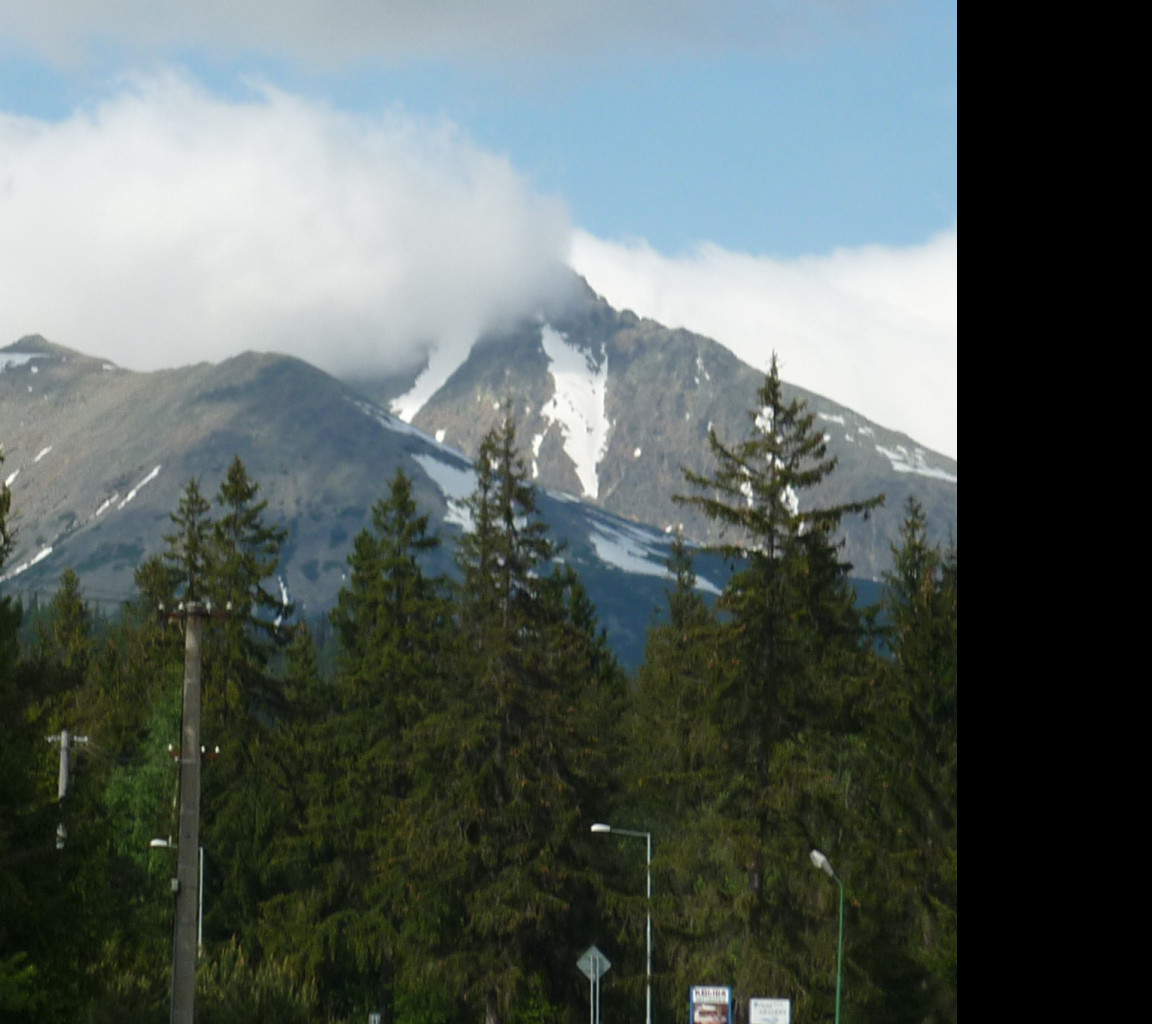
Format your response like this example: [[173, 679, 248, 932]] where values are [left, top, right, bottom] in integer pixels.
[[809, 849, 844, 1024], [591, 823, 652, 1024], [150, 837, 205, 956]]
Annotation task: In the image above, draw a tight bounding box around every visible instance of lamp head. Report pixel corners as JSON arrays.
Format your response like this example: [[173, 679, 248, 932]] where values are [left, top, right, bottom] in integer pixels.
[[149, 837, 175, 850], [590, 823, 612, 834], [810, 849, 835, 878]]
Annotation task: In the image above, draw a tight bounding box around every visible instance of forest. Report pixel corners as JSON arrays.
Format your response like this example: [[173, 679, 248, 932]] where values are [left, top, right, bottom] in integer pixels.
[[0, 358, 956, 1024]]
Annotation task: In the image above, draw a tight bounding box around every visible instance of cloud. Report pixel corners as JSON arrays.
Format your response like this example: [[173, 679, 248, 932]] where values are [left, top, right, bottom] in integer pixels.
[[0, 72, 572, 379], [570, 228, 957, 459], [5, 0, 875, 67]]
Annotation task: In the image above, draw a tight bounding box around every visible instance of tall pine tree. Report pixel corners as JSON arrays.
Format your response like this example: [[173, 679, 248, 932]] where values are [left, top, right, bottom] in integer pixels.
[[855, 497, 956, 1022], [198, 458, 293, 947], [402, 411, 619, 1024], [643, 355, 883, 1016], [260, 469, 452, 1022]]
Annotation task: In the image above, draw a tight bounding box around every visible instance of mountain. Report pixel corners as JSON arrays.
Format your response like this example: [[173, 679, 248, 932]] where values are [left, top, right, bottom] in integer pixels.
[[1, 287, 954, 666], [349, 277, 957, 580], [0, 335, 727, 667]]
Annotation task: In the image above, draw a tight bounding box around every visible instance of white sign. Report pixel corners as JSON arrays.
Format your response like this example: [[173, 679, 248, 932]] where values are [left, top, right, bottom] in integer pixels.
[[749, 998, 790, 1024]]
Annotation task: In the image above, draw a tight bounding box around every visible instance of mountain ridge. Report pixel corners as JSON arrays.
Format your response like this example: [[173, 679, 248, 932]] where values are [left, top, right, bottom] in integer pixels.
[[2, 292, 953, 664], [342, 279, 955, 579]]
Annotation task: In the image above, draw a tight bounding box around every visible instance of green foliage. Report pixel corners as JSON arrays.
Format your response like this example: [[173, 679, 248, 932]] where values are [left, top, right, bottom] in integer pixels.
[[850, 497, 956, 1021], [329, 468, 447, 733], [259, 469, 452, 1022], [0, 954, 39, 1014], [164, 478, 213, 601], [197, 938, 321, 1024], [197, 459, 296, 946], [0, 436, 955, 1023], [400, 410, 622, 1024], [612, 356, 886, 1017]]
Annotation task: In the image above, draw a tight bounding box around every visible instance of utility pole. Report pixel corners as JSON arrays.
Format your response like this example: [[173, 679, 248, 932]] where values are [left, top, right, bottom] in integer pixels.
[[171, 601, 207, 1024], [46, 728, 88, 849]]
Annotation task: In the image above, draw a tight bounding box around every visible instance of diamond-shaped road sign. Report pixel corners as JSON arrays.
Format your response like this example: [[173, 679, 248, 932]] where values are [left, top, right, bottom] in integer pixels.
[[577, 945, 611, 981]]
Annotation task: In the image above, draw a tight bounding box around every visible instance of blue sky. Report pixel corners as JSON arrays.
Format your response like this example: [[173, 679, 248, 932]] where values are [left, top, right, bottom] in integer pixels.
[[0, 1, 956, 456]]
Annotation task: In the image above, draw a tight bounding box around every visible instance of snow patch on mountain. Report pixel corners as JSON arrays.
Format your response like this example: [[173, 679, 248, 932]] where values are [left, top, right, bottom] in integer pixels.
[[117, 466, 161, 510], [0, 352, 46, 373], [390, 343, 472, 423], [355, 398, 465, 460], [531, 431, 546, 479], [589, 520, 667, 578], [539, 325, 609, 500], [411, 453, 476, 531], [355, 398, 429, 441], [589, 518, 721, 595], [875, 444, 957, 483], [0, 544, 53, 582]]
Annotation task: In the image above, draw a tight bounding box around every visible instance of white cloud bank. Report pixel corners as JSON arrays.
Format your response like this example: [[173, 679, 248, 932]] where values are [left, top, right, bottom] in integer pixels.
[[0, 73, 571, 379], [1, 74, 955, 459], [570, 228, 957, 459]]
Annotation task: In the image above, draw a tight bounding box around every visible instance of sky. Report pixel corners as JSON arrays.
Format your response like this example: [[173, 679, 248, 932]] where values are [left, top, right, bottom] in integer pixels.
[[0, 0, 956, 458]]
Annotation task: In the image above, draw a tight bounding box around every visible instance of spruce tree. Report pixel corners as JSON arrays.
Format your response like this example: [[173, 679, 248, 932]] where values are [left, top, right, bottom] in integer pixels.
[[258, 470, 453, 1021], [329, 468, 446, 735], [647, 355, 883, 1013], [859, 497, 956, 1022], [33, 568, 92, 682], [0, 454, 41, 1017], [197, 458, 292, 946], [205, 456, 291, 729], [403, 411, 618, 1024], [163, 478, 213, 602]]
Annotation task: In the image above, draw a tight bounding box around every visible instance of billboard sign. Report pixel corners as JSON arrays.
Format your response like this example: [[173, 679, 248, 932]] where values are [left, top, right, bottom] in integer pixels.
[[690, 986, 732, 1024]]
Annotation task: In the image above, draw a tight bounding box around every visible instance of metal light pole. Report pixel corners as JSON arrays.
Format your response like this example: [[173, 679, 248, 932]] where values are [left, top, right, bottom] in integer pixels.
[[810, 849, 844, 1024], [591, 823, 652, 1024], [150, 839, 204, 956]]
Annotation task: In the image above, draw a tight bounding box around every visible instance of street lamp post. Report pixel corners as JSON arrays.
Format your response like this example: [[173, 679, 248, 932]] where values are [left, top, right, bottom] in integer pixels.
[[809, 849, 844, 1024], [150, 838, 205, 955], [591, 823, 652, 1024]]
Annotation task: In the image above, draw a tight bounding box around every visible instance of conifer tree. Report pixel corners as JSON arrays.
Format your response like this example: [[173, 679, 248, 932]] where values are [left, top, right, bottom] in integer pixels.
[[33, 568, 92, 682], [855, 497, 956, 1021], [196, 458, 292, 945], [261, 469, 452, 1022], [644, 355, 883, 1012], [403, 411, 618, 1024], [625, 533, 725, 818], [163, 478, 213, 601], [205, 456, 291, 729], [329, 468, 446, 734], [0, 454, 41, 1016]]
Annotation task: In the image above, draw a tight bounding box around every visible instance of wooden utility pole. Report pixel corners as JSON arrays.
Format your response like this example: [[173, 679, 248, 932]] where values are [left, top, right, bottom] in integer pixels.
[[172, 601, 206, 1024]]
